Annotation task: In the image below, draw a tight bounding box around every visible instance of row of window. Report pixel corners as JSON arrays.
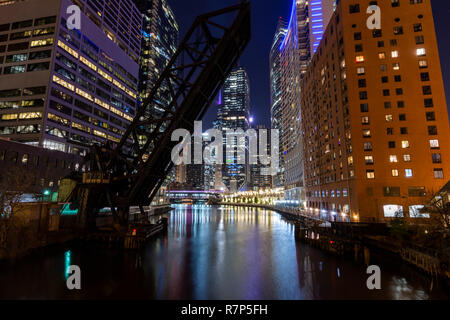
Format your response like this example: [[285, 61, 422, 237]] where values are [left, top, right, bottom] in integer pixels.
[[0, 16, 56, 33], [366, 168, 443, 179], [349, 1, 423, 14]]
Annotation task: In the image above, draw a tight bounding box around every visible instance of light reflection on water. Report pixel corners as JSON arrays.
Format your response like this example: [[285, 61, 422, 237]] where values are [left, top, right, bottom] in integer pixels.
[[0, 205, 448, 300]]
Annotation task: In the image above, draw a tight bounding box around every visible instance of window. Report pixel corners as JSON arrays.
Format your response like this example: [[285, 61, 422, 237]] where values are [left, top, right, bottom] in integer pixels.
[[396, 88, 403, 95], [361, 116, 370, 124], [383, 89, 390, 96], [387, 128, 394, 135], [0, 89, 21, 98], [390, 155, 398, 163], [27, 62, 50, 72], [413, 23, 422, 32], [30, 38, 54, 48], [400, 127, 408, 135], [357, 67, 365, 75], [355, 44, 363, 52], [4, 65, 26, 74], [23, 86, 46, 95], [429, 139, 439, 149], [432, 153, 441, 164], [405, 169, 413, 177], [434, 169, 444, 179], [419, 59, 428, 68], [393, 63, 400, 70], [373, 29, 382, 38], [415, 35, 424, 44], [392, 169, 399, 177], [391, 50, 399, 58], [394, 26, 403, 35], [428, 126, 438, 135], [390, 39, 398, 46], [408, 187, 426, 197], [360, 103, 369, 112], [384, 205, 403, 218], [394, 75, 402, 82], [354, 32, 362, 40], [385, 114, 393, 122], [391, 0, 400, 7], [380, 64, 387, 72], [422, 86, 432, 95], [402, 140, 410, 148], [426, 112, 435, 121], [403, 154, 411, 162], [356, 55, 365, 63], [34, 16, 56, 26], [420, 72, 430, 81], [358, 79, 367, 88], [366, 170, 375, 179], [378, 41, 385, 47], [29, 49, 52, 60], [378, 52, 386, 59], [364, 142, 373, 151], [383, 187, 400, 197], [384, 102, 392, 109], [382, 76, 389, 83], [424, 98, 433, 108], [399, 114, 406, 121], [5, 53, 27, 63], [363, 129, 371, 138], [389, 141, 396, 148], [349, 4, 360, 13], [12, 20, 32, 30], [360, 91, 368, 100], [7, 42, 29, 52], [416, 48, 426, 56], [365, 156, 374, 165]]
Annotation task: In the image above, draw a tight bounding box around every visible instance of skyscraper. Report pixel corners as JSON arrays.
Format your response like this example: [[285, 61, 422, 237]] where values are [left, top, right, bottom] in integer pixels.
[[301, 0, 450, 222], [134, 0, 178, 110], [270, 17, 287, 188], [0, 0, 141, 156], [220, 67, 250, 192], [280, 0, 334, 205]]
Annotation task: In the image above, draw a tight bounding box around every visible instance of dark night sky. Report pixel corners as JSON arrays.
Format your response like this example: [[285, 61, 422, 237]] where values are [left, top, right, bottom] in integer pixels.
[[168, 0, 450, 129]]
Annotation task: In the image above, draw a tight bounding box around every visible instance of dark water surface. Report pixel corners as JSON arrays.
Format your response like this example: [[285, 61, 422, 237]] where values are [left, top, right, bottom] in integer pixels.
[[0, 205, 449, 299]]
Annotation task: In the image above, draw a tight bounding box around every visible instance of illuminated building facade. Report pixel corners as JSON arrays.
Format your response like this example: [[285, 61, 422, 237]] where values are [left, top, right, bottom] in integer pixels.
[[270, 17, 287, 188], [279, 0, 334, 205], [0, 0, 141, 156], [301, 0, 450, 222], [220, 67, 250, 192], [134, 0, 178, 110]]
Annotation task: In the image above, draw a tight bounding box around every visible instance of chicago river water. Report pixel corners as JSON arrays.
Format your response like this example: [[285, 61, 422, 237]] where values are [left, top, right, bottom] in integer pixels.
[[0, 205, 449, 299]]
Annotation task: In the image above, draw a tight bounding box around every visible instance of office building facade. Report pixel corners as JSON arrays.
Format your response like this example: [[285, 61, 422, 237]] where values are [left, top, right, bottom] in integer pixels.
[[0, 0, 141, 156], [301, 0, 450, 222]]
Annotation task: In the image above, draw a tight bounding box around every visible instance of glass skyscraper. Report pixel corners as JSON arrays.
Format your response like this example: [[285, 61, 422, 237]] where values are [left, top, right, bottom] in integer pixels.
[[270, 17, 287, 188], [218, 67, 250, 193]]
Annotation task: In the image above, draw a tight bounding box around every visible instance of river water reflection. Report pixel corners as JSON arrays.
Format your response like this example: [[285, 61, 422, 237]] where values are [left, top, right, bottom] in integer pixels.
[[0, 205, 448, 299]]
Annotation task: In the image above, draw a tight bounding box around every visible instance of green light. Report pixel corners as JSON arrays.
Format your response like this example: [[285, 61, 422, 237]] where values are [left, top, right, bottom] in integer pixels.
[[43, 189, 51, 196]]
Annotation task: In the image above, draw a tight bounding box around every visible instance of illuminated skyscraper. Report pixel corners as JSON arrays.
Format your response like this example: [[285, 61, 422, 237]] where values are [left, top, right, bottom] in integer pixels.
[[280, 0, 334, 205], [134, 0, 178, 110], [270, 17, 287, 188], [219, 67, 250, 192]]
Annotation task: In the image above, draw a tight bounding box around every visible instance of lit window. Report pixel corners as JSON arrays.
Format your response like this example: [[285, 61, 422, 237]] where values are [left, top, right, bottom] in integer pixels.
[[1, 113, 18, 120], [434, 169, 444, 179], [401, 140, 410, 149], [76, 88, 94, 102], [429, 139, 439, 149], [403, 154, 411, 162], [385, 114, 393, 122], [30, 38, 54, 48], [378, 52, 386, 59], [391, 50, 399, 58], [365, 156, 374, 165], [348, 156, 353, 166], [389, 155, 398, 163], [392, 169, 399, 177], [416, 48, 426, 56], [57, 40, 78, 58], [393, 63, 400, 70], [356, 55, 365, 63], [363, 129, 371, 138], [80, 56, 97, 71], [52, 75, 74, 91], [419, 60, 428, 68], [21, 154, 28, 164], [357, 67, 365, 75], [366, 170, 375, 179], [405, 169, 413, 178]]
